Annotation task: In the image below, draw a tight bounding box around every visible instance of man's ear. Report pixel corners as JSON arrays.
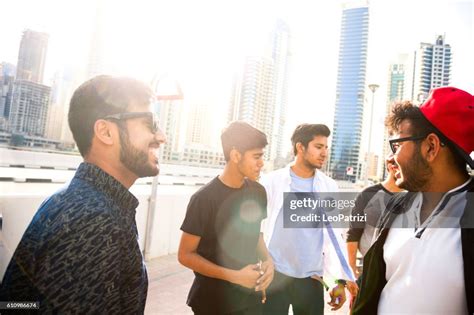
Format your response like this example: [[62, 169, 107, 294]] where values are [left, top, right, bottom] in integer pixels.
[[424, 133, 442, 162], [94, 119, 115, 145], [296, 142, 305, 155], [229, 148, 242, 164]]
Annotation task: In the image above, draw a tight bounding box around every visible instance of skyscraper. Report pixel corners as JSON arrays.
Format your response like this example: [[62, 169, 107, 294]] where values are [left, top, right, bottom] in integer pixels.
[[186, 102, 213, 147], [269, 19, 291, 161], [181, 101, 225, 168], [380, 54, 411, 179], [45, 69, 76, 142], [386, 54, 411, 104], [228, 56, 275, 160], [15, 30, 49, 84], [329, 2, 369, 180], [0, 63, 16, 120], [86, 0, 107, 79], [9, 80, 51, 136], [157, 98, 186, 162], [228, 20, 291, 166], [413, 35, 451, 102]]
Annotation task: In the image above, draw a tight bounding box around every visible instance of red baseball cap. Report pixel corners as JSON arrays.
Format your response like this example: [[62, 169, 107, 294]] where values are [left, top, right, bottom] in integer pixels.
[[419, 87, 474, 168]]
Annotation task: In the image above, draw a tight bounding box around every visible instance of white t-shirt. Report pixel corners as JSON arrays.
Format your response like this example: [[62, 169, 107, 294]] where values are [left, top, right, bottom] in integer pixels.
[[378, 179, 472, 315]]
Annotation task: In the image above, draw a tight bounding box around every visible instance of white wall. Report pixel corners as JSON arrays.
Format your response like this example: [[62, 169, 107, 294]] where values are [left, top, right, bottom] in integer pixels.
[[0, 196, 44, 279], [144, 185, 197, 259], [0, 184, 200, 280]]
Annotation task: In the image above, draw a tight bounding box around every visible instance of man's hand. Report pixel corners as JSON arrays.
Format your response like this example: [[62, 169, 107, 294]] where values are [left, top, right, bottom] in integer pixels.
[[347, 280, 359, 309], [328, 283, 346, 311], [347, 280, 358, 297], [255, 259, 274, 291], [233, 264, 260, 289]]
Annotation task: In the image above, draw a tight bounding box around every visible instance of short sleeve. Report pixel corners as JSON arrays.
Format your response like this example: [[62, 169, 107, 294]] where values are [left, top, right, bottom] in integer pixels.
[[257, 184, 268, 220], [180, 193, 211, 237], [346, 192, 367, 242], [346, 185, 383, 242]]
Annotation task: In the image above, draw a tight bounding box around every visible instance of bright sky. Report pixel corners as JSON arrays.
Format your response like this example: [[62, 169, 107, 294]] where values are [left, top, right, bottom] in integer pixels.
[[1, 0, 472, 157]]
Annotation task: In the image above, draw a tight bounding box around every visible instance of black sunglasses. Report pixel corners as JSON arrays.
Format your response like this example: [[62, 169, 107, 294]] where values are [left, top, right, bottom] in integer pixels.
[[389, 135, 428, 154], [103, 112, 161, 134]]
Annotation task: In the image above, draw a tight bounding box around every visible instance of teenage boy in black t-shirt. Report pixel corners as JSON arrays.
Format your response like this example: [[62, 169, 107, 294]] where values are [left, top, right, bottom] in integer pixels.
[[178, 121, 274, 315]]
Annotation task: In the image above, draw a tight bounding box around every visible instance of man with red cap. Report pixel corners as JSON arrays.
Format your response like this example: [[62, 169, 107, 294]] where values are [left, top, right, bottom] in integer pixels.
[[352, 87, 474, 314]]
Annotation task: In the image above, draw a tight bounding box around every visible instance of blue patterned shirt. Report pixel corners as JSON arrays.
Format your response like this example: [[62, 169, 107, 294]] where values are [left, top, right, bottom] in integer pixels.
[[0, 162, 148, 314]]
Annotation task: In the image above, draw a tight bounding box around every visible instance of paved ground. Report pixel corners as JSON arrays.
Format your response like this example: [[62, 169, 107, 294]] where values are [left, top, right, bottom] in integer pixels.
[[145, 254, 194, 314], [145, 254, 350, 314]]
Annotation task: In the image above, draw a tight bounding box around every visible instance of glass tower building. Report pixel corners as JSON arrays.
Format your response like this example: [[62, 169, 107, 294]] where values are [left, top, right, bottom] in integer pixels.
[[16, 30, 49, 84], [413, 35, 451, 102], [329, 3, 369, 181]]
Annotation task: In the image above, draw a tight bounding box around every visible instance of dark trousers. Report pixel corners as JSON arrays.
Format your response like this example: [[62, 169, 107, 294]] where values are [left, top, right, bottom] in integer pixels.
[[263, 271, 324, 315], [192, 302, 262, 315]]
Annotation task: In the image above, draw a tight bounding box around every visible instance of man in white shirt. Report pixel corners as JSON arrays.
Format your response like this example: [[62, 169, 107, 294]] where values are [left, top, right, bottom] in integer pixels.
[[352, 87, 474, 314], [260, 124, 356, 315]]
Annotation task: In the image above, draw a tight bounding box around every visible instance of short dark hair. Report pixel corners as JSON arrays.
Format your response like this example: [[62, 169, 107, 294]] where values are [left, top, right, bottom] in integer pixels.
[[291, 124, 330, 155], [385, 101, 437, 137], [221, 121, 268, 161], [386, 101, 467, 172], [68, 75, 153, 157]]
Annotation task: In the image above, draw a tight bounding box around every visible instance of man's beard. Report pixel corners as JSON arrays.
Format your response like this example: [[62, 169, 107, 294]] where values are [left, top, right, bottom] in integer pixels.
[[119, 128, 159, 178], [303, 154, 323, 170], [398, 145, 432, 191]]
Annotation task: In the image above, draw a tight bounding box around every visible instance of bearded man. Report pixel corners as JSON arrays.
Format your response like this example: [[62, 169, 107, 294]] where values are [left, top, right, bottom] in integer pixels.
[[0, 75, 166, 313], [352, 87, 474, 314]]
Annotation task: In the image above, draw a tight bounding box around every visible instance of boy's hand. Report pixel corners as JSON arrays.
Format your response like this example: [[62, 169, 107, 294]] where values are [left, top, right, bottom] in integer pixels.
[[255, 259, 274, 291], [328, 283, 346, 310], [233, 264, 260, 289]]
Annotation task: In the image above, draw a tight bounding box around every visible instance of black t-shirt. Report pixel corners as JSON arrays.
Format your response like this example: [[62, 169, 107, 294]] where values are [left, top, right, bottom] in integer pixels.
[[180, 176, 267, 313]]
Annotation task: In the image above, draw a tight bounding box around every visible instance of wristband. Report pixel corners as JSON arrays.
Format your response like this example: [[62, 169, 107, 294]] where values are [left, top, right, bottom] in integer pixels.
[[335, 279, 347, 287]]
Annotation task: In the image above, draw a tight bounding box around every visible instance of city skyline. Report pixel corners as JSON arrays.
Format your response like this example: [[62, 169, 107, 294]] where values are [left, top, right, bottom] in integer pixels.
[[0, 0, 472, 161]]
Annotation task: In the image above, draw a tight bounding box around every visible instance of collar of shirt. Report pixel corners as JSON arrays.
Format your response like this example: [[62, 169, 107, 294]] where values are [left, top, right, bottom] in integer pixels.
[[74, 162, 139, 213], [409, 177, 473, 237]]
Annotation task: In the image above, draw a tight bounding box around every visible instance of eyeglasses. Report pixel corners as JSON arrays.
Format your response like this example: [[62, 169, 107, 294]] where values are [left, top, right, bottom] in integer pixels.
[[389, 135, 427, 153], [103, 112, 161, 134]]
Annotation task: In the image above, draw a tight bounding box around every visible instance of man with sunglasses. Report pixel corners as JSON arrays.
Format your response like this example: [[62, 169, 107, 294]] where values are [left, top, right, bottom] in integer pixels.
[[0, 75, 165, 313], [352, 87, 474, 314]]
